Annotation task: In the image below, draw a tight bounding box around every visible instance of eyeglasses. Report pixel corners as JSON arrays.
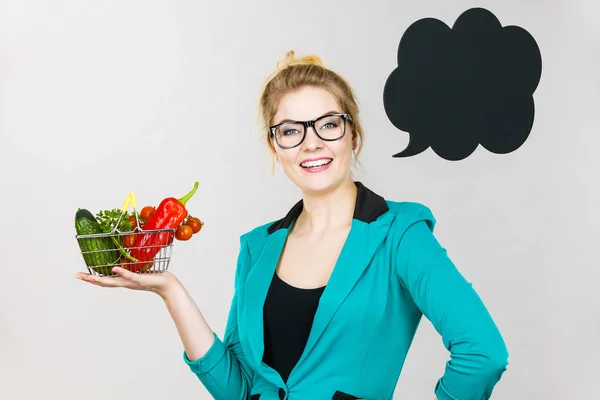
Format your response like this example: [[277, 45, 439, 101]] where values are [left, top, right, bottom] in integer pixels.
[[269, 113, 352, 149]]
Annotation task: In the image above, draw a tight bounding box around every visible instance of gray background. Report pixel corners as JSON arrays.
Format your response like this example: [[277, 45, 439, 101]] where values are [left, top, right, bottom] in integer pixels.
[[1, 0, 598, 399]]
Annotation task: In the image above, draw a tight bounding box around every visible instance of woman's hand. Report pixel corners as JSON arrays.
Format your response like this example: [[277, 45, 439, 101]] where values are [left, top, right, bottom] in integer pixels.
[[75, 267, 179, 299]]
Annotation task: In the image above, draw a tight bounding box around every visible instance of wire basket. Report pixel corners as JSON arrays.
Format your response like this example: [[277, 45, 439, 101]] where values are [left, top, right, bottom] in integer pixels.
[[75, 192, 176, 277]]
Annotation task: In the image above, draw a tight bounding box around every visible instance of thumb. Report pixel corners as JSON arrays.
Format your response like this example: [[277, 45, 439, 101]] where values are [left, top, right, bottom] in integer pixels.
[[111, 266, 141, 283]]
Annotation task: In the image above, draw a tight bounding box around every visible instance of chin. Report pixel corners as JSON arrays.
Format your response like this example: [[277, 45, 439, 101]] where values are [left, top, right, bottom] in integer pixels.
[[283, 158, 352, 193], [295, 170, 347, 195]]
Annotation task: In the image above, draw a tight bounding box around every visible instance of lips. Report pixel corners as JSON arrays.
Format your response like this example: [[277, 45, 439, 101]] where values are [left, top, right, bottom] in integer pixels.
[[300, 158, 333, 168]]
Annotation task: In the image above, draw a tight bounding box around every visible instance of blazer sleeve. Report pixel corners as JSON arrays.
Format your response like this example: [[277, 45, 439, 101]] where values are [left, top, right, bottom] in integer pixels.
[[395, 211, 509, 400], [183, 235, 255, 400]]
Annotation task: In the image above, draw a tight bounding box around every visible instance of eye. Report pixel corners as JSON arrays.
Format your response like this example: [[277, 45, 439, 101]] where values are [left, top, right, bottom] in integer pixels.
[[318, 115, 342, 130], [282, 128, 300, 136]]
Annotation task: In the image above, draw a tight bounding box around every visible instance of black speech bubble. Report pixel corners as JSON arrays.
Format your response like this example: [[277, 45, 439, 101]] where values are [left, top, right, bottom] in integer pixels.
[[383, 7, 542, 160]]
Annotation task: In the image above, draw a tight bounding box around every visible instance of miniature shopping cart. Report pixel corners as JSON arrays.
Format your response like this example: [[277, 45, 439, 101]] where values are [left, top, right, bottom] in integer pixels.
[[75, 192, 176, 277]]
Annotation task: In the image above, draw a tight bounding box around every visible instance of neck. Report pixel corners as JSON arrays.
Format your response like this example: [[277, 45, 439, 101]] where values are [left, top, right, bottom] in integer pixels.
[[295, 177, 357, 234]]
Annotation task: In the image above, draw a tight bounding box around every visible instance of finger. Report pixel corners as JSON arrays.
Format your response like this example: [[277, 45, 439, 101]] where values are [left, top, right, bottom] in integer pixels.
[[111, 267, 142, 283], [88, 276, 130, 288], [75, 272, 133, 288], [75, 272, 99, 283]]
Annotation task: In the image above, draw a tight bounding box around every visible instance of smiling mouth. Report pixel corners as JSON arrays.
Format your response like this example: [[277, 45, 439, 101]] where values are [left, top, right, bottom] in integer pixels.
[[300, 158, 333, 168]]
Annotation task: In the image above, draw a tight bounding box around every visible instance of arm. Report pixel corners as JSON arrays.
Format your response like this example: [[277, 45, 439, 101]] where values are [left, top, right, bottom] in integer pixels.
[[396, 220, 509, 400], [162, 281, 215, 362], [177, 235, 255, 400]]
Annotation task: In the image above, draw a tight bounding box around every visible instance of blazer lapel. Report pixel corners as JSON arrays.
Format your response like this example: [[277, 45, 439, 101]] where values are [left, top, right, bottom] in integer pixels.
[[291, 207, 395, 377], [242, 223, 293, 380]]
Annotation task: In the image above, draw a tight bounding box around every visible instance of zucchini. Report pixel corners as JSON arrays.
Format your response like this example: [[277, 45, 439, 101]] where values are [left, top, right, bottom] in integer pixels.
[[75, 208, 120, 275]]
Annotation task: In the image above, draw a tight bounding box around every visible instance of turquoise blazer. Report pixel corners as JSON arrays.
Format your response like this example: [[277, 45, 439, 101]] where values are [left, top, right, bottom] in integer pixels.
[[184, 182, 509, 400]]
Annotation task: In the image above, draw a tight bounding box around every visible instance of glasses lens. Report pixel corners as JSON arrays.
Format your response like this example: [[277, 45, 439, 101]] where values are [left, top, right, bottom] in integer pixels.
[[274, 115, 346, 148], [315, 115, 345, 140], [275, 122, 305, 148]]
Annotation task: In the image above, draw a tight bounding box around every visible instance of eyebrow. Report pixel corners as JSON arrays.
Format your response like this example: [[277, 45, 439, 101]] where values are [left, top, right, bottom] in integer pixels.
[[275, 110, 341, 125]]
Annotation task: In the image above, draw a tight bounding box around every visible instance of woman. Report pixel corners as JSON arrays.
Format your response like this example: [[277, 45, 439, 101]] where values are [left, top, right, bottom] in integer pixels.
[[75, 51, 509, 400]]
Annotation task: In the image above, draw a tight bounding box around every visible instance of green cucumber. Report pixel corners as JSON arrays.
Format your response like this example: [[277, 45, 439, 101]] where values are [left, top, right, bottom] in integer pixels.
[[75, 208, 120, 275]]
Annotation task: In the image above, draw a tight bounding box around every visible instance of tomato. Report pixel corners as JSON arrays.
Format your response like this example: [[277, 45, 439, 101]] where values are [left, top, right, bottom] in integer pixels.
[[175, 225, 193, 241], [140, 206, 155, 221], [185, 217, 203, 234], [120, 257, 133, 271], [124, 233, 136, 248], [127, 216, 138, 231]]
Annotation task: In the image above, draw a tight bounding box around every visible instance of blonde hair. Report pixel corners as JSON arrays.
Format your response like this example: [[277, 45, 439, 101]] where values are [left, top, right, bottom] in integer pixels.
[[257, 50, 365, 176]]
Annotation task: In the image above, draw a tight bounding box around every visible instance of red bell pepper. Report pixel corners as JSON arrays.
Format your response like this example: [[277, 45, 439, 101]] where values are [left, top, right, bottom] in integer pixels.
[[130, 182, 199, 269]]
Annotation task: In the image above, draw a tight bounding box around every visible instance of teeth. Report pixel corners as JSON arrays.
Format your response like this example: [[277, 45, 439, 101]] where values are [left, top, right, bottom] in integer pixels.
[[301, 159, 332, 168]]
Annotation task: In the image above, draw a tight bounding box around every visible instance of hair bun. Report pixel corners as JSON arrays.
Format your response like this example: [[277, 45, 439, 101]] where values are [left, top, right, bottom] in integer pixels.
[[275, 50, 324, 71]]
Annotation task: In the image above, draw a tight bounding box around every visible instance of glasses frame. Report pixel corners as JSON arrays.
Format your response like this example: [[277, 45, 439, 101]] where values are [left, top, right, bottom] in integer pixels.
[[269, 113, 353, 149]]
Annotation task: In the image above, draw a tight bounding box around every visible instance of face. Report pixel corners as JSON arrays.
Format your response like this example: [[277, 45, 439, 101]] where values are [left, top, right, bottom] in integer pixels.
[[271, 86, 355, 195]]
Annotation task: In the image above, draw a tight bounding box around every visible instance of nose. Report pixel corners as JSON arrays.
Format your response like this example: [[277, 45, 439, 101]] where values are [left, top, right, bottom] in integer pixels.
[[301, 125, 323, 151]]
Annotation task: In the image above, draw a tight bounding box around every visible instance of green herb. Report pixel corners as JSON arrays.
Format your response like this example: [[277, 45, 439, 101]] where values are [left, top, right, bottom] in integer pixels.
[[95, 208, 138, 233]]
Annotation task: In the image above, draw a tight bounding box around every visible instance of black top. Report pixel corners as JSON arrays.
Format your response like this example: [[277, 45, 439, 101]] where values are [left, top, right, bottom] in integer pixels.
[[262, 271, 326, 383]]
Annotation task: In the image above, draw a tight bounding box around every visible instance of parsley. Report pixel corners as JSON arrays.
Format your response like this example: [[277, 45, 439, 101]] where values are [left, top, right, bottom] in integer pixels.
[[95, 209, 139, 233]]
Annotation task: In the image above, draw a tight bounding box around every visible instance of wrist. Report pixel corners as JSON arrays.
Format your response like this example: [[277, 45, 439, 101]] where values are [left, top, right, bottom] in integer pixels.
[[156, 273, 184, 301]]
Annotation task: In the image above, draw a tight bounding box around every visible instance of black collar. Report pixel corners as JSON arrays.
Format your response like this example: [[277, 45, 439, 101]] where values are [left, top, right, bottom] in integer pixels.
[[267, 181, 390, 234]]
